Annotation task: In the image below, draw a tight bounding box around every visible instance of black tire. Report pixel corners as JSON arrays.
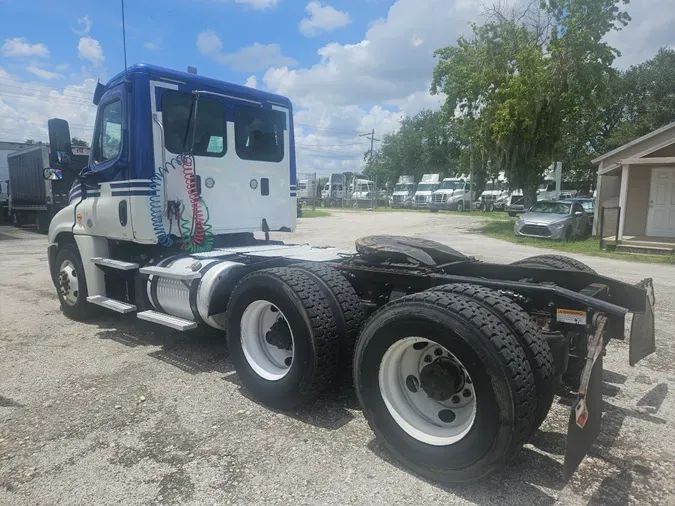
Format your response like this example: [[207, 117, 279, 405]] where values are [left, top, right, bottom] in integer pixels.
[[36, 212, 49, 234], [289, 262, 365, 366], [510, 254, 596, 273], [225, 268, 341, 410], [354, 291, 536, 483], [456, 201, 464, 212], [55, 243, 93, 320], [564, 227, 573, 242], [430, 208, 439, 213], [429, 284, 554, 431], [12, 212, 22, 227], [508, 211, 516, 217]]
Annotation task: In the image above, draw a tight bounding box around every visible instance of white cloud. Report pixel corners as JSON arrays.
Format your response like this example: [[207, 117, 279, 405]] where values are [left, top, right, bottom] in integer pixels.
[[605, 0, 675, 68], [71, 16, 92, 35], [78, 37, 104, 66], [299, 2, 350, 37], [144, 41, 161, 50], [1, 38, 49, 58], [411, 35, 423, 48], [234, 0, 278, 9], [245, 75, 258, 88], [25, 66, 62, 80], [197, 30, 222, 55], [197, 30, 297, 72], [0, 68, 98, 144], [55, 63, 69, 72]]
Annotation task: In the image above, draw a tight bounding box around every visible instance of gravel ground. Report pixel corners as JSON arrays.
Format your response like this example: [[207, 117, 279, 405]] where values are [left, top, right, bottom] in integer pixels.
[[1, 210, 674, 506]]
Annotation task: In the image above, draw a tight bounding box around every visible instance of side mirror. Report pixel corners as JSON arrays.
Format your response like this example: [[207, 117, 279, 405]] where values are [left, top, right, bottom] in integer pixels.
[[574, 211, 584, 217], [47, 118, 73, 166], [44, 168, 63, 181]]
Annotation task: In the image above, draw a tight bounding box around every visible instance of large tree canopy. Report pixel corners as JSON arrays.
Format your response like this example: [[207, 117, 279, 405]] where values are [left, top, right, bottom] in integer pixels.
[[430, 0, 630, 205]]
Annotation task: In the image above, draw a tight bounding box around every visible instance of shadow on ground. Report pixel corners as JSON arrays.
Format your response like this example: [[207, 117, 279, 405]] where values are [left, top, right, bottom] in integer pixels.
[[92, 313, 233, 376]]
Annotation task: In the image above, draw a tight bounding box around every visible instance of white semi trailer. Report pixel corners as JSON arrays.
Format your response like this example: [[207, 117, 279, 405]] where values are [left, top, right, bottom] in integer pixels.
[[43, 63, 655, 485]]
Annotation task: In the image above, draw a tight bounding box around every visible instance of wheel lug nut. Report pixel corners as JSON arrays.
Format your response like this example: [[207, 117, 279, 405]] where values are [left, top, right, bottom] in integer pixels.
[[451, 395, 460, 404], [284, 357, 292, 367], [462, 389, 471, 398], [434, 348, 442, 356], [423, 355, 432, 363]]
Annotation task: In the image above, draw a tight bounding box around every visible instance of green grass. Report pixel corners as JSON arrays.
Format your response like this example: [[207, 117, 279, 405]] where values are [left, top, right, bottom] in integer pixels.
[[478, 218, 675, 264], [320, 206, 511, 219], [299, 209, 331, 218]]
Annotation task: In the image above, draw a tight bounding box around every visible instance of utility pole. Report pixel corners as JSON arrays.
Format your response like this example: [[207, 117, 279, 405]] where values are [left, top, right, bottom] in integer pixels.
[[360, 129, 380, 157]]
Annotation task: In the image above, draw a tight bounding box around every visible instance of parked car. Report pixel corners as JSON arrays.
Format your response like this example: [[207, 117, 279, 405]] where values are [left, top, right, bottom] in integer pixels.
[[514, 200, 591, 240], [565, 197, 595, 226]]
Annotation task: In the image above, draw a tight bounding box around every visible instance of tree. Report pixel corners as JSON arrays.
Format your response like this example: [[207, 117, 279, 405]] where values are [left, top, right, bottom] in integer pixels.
[[431, 0, 631, 206], [363, 110, 460, 187], [71, 137, 89, 147]]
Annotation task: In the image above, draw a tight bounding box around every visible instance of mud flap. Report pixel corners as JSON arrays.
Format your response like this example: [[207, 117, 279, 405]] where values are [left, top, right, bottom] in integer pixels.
[[563, 353, 603, 480], [629, 278, 656, 366]]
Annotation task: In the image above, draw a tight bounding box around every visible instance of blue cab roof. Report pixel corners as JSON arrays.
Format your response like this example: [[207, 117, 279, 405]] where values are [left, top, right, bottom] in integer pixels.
[[106, 63, 293, 109]]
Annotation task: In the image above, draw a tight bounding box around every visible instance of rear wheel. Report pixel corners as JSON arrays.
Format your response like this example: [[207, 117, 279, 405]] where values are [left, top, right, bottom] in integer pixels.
[[289, 262, 365, 368], [511, 254, 596, 273], [429, 284, 554, 431], [226, 268, 341, 410], [354, 291, 536, 483]]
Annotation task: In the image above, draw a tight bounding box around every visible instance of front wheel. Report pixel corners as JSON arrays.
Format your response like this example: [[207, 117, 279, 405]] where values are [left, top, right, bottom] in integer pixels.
[[354, 291, 536, 483], [456, 201, 464, 212], [55, 243, 94, 320]]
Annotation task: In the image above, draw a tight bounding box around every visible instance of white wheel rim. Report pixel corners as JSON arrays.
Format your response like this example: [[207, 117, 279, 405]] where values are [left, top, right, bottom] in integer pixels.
[[379, 337, 476, 446], [240, 300, 294, 381], [58, 260, 80, 306]]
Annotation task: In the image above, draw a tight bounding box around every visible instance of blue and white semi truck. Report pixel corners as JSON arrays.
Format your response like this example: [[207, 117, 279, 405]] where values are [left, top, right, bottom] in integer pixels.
[[45, 64, 656, 484]]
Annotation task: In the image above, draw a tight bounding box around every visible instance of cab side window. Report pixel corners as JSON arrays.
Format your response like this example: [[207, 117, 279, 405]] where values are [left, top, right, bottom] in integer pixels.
[[573, 202, 584, 214], [162, 91, 226, 157], [235, 106, 285, 163], [94, 99, 122, 165]]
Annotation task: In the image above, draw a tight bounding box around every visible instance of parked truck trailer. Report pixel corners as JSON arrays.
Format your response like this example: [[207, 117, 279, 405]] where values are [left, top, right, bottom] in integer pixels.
[[8, 143, 88, 233]]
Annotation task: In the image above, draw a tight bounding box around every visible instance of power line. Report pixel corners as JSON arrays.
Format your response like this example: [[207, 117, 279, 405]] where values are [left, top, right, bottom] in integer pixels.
[[359, 129, 380, 160]]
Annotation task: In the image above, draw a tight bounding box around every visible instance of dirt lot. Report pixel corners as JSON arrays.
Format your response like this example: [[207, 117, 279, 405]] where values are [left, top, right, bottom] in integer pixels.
[[1, 210, 674, 506]]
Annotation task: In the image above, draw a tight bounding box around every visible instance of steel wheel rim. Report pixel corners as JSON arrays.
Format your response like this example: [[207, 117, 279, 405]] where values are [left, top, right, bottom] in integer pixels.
[[58, 259, 80, 306], [240, 300, 294, 381], [379, 337, 476, 446]]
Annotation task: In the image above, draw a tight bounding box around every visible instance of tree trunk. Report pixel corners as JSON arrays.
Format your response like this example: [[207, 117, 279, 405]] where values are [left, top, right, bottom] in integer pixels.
[[524, 183, 538, 209]]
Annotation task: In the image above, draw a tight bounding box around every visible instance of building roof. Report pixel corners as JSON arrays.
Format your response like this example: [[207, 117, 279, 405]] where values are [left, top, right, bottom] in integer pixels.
[[592, 121, 675, 164]]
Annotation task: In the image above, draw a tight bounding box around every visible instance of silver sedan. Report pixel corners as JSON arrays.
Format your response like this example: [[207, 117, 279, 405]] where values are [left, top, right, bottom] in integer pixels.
[[514, 200, 591, 240]]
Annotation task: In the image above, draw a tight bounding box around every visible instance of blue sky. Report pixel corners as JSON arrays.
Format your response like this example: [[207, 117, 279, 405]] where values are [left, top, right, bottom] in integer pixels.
[[1, 0, 672, 175]]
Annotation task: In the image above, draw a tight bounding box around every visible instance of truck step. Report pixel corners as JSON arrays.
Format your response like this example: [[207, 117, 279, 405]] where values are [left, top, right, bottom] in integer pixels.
[[137, 310, 198, 331], [87, 295, 137, 314], [91, 257, 139, 271], [139, 266, 202, 281]]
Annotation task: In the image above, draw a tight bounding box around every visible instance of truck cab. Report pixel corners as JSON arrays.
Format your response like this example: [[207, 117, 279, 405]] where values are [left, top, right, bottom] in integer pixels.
[[413, 173, 440, 208], [430, 177, 472, 212], [391, 175, 415, 208]]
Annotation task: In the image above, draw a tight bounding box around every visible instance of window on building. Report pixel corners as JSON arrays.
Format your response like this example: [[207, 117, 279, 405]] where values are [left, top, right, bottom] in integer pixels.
[[162, 91, 226, 157], [235, 106, 285, 163], [94, 99, 122, 164]]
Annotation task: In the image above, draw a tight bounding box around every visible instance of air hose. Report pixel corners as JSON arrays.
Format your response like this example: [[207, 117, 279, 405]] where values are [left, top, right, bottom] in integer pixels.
[[149, 154, 189, 247], [149, 153, 213, 252]]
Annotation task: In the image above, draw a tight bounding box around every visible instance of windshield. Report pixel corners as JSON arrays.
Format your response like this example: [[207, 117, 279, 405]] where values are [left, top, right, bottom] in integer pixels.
[[529, 201, 571, 214], [416, 184, 436, 191], [394, 184, 415, 192], [440, 181, 464, 190]]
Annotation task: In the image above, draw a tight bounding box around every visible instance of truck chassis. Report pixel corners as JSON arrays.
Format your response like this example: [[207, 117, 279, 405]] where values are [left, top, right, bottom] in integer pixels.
[[47, 233, 655, 484]]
